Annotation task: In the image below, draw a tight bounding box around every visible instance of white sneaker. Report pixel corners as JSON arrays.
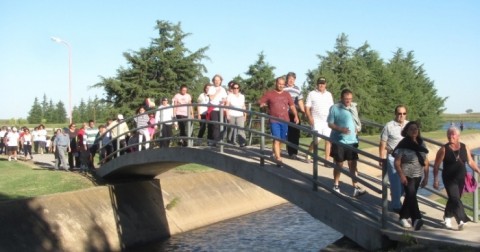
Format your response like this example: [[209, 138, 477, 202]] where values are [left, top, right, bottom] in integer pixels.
[[444, 217, 452, 229], [8, 156, 11, 161], [333, 185, 341, 193], [353, 187, 367, 197], [400, 218, 412, 228], [459, 221, 466, 230]]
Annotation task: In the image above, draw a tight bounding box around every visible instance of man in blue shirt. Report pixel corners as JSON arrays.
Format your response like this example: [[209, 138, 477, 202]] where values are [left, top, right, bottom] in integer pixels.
[[327, 89, 365, 197]]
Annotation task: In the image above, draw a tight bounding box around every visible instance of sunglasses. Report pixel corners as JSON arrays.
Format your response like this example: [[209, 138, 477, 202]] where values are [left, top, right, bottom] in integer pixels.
[[396, 113, 407, 115]]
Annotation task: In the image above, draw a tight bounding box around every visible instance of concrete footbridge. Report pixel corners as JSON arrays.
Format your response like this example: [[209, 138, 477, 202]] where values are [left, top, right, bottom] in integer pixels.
[[96, 104, 480, 251]]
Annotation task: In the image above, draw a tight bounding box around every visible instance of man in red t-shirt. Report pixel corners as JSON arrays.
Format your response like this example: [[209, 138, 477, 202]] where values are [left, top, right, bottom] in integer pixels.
[[259, 76, 299, 167]]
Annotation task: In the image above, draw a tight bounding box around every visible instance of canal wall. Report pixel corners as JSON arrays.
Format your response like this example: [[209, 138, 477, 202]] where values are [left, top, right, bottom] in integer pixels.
[[0, 171, 286, 251]]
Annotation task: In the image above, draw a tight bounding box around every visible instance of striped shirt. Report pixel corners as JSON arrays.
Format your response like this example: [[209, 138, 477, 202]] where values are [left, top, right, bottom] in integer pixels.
[[283, 85, 303, 110], [85, 127, 99, 146], [134, 113, 150, 128]]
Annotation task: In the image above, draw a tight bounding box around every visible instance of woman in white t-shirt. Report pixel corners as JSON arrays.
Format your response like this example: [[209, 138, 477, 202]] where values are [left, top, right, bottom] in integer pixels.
[[173, 84, 193, 146], [225, 82, 247, 147], [6, 127, 20, 161]]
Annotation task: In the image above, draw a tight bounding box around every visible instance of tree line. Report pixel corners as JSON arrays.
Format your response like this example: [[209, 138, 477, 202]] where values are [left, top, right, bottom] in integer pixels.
[[26, 20, 445, 131]]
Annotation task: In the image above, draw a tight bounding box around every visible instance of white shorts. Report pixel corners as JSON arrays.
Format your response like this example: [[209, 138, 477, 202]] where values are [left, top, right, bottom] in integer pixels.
[[313, 120, 331, 140]]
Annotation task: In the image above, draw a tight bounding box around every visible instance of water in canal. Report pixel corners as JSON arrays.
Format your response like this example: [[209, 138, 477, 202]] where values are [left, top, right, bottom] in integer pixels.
[[134, 203, 342, 251]]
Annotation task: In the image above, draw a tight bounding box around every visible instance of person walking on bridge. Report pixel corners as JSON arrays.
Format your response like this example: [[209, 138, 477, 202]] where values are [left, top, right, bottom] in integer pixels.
[[283, 72, 305, 160], [432, 126, 480, 230], [305, 77, 333, 165], [155, 97, 175, 148], [134, 106, 151, 150], [259, 76, 299, 167], [379, 105, 409, 213], [327, 89, 365, 197], [207, 74, 228, 146], [173, 84, 193, 147], [393, 121, 429, 230]]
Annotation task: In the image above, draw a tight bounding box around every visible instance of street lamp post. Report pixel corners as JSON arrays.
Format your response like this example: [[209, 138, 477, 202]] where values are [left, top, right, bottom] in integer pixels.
[[51, 37, 72, 124]]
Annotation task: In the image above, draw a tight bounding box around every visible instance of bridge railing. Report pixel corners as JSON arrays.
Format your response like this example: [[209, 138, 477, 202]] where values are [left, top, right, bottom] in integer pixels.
[[98, 103, 478, 226]]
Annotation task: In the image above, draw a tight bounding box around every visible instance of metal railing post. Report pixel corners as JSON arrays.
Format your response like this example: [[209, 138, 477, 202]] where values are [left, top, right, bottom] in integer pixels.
[[260, 116, 265, 166], [187, 106, 192, 147], [116, 124, 120, 158], [312, 133, 318, 191], [219, 107, 224, 153], [381, 158, 388, 228], [474, 155, 479, 222]]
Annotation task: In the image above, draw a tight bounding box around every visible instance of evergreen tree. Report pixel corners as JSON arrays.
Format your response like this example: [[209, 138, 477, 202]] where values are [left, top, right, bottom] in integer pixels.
[[27, 97, 43, 124], [41, 94, 48, 119], [242, 52, 276, 106], [306, 34, 445, 131], [44, 99, 56, 123], [385, 49, 446, 130], [54, 101, 67, 123], [93, 20, 209, 117]]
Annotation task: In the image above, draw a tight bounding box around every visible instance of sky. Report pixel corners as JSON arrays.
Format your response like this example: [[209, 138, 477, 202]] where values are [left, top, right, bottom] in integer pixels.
[[1, 0, 479, 120]]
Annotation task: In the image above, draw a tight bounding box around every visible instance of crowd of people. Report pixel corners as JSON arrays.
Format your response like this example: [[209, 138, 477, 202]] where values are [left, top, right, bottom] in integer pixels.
[[2, 73, 479, 232], [0, 124, 51, 162]]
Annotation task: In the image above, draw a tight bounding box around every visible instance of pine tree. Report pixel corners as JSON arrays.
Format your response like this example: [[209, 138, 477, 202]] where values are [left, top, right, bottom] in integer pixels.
[[93, 20, 209, 117], [27, 97, 43, 124], [242, 52, 276, 106]]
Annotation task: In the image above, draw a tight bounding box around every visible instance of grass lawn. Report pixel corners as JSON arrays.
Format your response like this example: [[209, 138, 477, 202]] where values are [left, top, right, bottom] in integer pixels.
[[0, 157, 95, 201]]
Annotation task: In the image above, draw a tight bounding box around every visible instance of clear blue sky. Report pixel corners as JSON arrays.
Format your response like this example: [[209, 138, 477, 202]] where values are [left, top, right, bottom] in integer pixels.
[[1, 0, 479, 120]]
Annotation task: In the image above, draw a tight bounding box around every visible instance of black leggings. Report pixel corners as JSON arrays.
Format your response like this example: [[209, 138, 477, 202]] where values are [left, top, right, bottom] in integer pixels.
[[399, 176, 422, 221], [443, 172, 470, 223]]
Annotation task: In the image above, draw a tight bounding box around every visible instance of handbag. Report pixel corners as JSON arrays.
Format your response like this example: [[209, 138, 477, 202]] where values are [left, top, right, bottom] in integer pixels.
[[463, 172, 478, 193]]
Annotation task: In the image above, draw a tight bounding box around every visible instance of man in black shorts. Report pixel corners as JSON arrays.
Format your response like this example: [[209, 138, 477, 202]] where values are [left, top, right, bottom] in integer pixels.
[[327, 89, 366, 197]]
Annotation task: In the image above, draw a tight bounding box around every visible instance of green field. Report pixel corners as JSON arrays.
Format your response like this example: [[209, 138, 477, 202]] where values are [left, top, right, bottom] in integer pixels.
[[0, 157, 95, 201], [441, 113, 480, 122]]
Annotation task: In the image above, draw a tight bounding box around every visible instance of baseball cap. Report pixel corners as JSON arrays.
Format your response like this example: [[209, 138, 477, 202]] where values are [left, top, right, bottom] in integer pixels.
[[317, 77, 326, 84]]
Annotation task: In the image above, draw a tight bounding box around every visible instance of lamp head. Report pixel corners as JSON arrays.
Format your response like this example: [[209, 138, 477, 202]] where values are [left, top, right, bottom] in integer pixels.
[[51, 37, 62, 43]]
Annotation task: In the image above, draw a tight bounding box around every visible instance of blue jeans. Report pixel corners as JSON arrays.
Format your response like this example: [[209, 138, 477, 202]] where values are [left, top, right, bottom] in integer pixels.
[[387, 154, 403, 210]]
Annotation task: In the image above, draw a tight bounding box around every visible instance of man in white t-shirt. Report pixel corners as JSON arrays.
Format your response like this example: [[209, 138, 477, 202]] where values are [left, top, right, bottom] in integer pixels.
[[156, 97, 176, 148], [207, 74, 228, 145], [305, 77, 334, 165]]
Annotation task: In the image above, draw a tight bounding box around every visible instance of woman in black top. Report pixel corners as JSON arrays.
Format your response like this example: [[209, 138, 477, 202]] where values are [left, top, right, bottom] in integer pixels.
[[433, 126, 480, 230]]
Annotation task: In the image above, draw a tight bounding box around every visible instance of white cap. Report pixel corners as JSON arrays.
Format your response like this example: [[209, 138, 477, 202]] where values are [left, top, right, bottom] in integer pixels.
[[117, 114, 124, 120]]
